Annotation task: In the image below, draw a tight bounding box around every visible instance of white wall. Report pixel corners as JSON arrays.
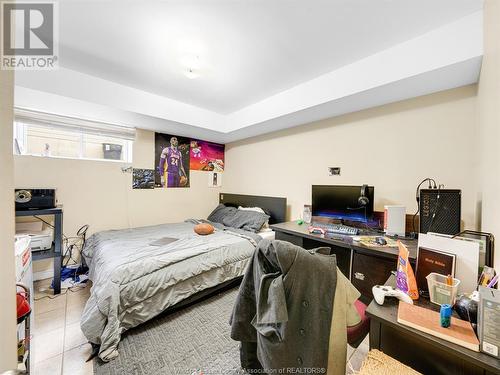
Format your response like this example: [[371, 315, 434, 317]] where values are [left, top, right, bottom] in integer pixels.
[[0, 70, 18, 371], [478, 0, 500, 270], [224, 86, 479, 230], [14, 129, 221, 277], [15, 12, 483, 143]]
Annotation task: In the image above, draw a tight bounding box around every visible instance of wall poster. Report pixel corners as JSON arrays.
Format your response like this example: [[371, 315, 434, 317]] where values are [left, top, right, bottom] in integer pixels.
[[155, 133, 190, 188], [190, 140, 225, 172], [132, 168, 155, 189]]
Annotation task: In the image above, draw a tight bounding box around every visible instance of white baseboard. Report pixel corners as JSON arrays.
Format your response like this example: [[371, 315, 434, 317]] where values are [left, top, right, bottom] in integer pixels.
[[33, 270, 54, 281]]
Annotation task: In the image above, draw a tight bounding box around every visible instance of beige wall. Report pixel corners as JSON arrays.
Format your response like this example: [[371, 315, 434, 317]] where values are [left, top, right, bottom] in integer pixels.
[[11, 5, 500, 278], [224, 86, 479, 230], [14, 129, 221, 277], [0, 70, 18, 370], [478, 0, 500, 270]]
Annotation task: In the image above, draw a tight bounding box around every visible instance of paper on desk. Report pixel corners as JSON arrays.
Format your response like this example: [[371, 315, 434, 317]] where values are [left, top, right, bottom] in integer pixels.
[[418, 233, 479, 295], [353, 236, 398, 247]]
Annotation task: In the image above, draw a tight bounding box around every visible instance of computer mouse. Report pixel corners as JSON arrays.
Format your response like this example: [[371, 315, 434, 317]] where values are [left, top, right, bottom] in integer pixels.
[[375, 236, 387, 246]]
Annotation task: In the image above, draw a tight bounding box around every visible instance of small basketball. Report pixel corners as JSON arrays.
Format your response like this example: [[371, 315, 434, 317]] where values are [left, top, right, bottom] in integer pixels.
[[194, 223, 214, 235], [179, 175, 188, 186]]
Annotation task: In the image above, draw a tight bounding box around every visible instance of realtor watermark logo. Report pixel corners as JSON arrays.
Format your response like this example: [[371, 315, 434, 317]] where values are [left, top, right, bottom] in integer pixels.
[[1, 1, 58, 70]]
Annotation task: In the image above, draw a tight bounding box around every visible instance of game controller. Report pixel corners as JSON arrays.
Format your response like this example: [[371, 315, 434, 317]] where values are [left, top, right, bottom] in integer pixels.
[[308, 226, 325, 235], [372, 285, 413, 305]]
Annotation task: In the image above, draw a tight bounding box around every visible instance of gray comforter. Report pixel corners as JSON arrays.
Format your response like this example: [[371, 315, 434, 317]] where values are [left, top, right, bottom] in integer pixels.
[[81, 220, 260, 361]]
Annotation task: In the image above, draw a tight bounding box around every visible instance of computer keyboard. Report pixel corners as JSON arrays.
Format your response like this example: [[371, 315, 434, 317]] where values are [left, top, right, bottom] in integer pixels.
[[311, 222, 359, 235]]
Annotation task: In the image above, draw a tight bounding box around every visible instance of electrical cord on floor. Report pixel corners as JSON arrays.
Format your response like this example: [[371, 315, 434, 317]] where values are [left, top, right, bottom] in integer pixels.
[[27, 221, 90, 300], [33, 283, 89, 301], [32, 216, 89, 266]]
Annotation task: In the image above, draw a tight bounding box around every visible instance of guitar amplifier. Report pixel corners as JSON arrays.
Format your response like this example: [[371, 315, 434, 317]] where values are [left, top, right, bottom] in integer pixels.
[[419, 189, 461, 235], [15, 189, 56, 210]]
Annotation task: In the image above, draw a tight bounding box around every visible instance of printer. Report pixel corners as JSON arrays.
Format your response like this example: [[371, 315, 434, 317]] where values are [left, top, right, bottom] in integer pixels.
[[15, 221, 53, 252]]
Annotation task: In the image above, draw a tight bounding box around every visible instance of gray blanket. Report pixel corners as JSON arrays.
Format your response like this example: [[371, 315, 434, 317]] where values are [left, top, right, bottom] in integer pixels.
[[81, 220, 260, 361]]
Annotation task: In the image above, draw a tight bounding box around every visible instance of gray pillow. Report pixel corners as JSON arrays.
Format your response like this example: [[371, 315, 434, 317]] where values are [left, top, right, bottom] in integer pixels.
[[207, 204, 237, 224], [222, 209, 270, 232]]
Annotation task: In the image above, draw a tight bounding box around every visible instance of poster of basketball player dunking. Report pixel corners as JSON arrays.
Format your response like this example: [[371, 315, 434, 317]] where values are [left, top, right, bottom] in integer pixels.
[[155, 133, 190, 188], [189, 140, 225, 172]]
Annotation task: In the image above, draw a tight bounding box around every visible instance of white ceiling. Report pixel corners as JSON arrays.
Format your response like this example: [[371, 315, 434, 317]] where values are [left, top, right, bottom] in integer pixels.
[[15, 0, 484, 143], [58, 0, 483, 114]]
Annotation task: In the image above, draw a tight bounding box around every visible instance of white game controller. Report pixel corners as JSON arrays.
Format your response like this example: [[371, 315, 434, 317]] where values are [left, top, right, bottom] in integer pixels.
[[372, 285, 413, 305]]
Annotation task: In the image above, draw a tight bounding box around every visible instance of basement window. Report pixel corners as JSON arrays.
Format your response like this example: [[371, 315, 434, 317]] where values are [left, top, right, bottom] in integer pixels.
[[13, 108, 135, 163]]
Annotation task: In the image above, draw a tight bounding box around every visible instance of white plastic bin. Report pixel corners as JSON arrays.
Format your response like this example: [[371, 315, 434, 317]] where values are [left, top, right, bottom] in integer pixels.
[[426, 272, 460, 306], [15, 235, 33, 374]]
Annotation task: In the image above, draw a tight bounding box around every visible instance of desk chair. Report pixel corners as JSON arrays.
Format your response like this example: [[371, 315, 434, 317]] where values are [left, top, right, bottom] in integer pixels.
[[347, 299, 370, 348]]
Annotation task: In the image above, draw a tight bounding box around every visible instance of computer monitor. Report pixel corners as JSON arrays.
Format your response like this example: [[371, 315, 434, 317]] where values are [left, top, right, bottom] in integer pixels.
[[312, 185, 374, 223]]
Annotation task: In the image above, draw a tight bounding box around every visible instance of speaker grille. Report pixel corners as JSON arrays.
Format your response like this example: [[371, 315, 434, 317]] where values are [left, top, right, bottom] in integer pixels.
[[419, 189, 461, 235]]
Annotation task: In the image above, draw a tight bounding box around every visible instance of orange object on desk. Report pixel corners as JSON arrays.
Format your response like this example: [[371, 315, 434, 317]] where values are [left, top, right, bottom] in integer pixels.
[[397, 301, 479, 352], [446, 274, 453, 286]]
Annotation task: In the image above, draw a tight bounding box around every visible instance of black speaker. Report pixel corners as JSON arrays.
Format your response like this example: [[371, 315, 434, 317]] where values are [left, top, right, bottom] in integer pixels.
[[419, 189, 461, 235], [15, 188, 56, 210]]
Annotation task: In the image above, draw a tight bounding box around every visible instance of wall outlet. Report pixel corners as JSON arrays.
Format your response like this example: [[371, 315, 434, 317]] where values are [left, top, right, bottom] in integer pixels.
[[329, 167, 341, 176]]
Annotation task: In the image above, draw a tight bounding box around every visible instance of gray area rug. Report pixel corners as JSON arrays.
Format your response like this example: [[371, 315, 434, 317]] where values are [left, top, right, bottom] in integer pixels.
[[94, 288, 242, 375]]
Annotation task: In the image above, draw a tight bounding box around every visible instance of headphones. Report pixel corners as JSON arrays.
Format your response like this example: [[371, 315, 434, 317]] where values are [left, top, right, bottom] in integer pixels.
[[358, 184, 370, 206]]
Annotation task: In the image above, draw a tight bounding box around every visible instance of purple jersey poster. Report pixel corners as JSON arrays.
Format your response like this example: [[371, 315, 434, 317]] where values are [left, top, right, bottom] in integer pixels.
[[155, 133, 190, 188], [190, 140, 225, 172]]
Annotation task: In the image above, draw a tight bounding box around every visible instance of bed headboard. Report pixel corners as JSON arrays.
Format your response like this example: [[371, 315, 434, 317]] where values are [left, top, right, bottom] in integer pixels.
[[219, 193, 287, 224]]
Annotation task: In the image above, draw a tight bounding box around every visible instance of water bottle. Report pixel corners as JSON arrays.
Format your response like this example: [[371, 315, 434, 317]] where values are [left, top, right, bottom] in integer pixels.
[[303, 205, 312, 224]]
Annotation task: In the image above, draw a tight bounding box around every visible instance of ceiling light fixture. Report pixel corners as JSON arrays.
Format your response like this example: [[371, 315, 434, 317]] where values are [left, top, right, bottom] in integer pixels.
[[184, 68, 199, 79], [180, 54, 201, 79]]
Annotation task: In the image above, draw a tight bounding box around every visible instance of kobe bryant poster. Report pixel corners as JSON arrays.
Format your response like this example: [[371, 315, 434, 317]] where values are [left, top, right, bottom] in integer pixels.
[[155, 132, 191, 188]]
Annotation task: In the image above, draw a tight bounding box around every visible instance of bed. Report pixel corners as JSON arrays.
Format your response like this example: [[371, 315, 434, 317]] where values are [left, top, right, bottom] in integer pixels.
[[80, 193, 286, 361]]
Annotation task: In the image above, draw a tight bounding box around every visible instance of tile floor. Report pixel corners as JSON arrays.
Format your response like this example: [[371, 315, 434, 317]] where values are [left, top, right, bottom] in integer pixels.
[[30, 278, 368, 375], [32, 278, 93, 375], [347, 337, 369, 374]]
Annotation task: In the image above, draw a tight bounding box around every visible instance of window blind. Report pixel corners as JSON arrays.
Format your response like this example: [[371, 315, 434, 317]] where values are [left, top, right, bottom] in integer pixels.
[[14, 107, 136, 141]]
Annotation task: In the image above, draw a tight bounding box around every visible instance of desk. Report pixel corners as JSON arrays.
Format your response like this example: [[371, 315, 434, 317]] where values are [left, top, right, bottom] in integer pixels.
[[16, 208, 63, 294], [366, 275, 500, 375], [270, 221, 417, 303]]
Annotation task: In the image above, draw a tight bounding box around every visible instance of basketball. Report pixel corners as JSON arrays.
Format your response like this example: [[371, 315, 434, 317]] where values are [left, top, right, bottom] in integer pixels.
[[194, 223, 214, 235], [179, 175, 188, 186]]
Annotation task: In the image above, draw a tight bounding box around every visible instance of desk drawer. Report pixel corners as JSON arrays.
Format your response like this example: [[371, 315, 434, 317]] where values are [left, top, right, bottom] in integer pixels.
[[275, 232, 303, 247], [303, 238, 351, 278], [352, 252, 396, 304]]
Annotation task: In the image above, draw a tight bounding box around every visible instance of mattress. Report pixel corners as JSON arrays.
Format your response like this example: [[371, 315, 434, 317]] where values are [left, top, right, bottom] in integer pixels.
[[81, 220, 261, 361]]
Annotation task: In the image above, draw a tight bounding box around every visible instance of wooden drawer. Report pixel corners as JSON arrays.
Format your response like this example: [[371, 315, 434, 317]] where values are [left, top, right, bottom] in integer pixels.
[[275, 231, 303, 247], [351, 252, 396, 304]]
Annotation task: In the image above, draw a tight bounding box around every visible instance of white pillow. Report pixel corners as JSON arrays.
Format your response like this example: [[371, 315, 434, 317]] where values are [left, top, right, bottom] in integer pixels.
[[258, 227, 273, 233], [238, 206, 265, 214], [238, 206, 269, 229]]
